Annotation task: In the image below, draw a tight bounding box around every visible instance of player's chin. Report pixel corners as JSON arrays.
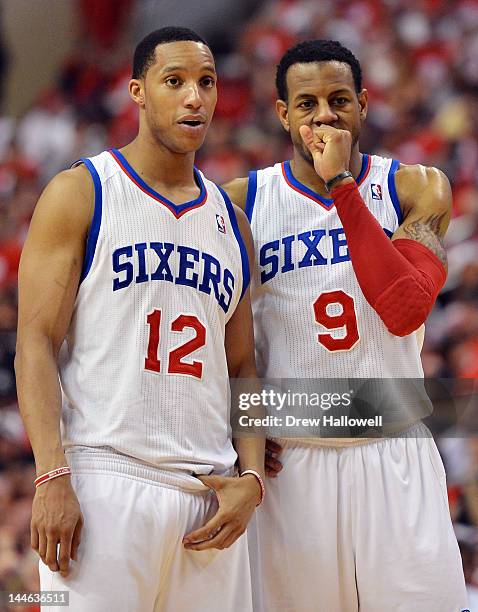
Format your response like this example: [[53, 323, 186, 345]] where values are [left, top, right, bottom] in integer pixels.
[[173, 129, 208, 152], [169, 138, 206, 155]]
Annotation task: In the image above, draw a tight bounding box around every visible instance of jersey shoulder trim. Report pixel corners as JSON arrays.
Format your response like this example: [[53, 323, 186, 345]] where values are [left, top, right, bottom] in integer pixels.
[[278, 154, 371, 212], [245, 170, 257, 222], [78, 158, 103, 283], [387, 159, 403, 225], [356, 153, 371, 185], [216, 184, 250, 301], [281, 160, 334, 210]]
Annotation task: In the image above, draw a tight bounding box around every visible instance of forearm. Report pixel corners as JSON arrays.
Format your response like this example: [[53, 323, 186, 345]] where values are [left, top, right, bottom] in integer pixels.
[[332, 181, 446, 335], [233, 436, 265, 477], [231, 362, 265, 477], [15, 337, 66, 475]]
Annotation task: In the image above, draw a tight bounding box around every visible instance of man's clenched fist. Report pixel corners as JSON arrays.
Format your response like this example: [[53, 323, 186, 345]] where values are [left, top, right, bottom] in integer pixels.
[[300, 124, 352, 184]]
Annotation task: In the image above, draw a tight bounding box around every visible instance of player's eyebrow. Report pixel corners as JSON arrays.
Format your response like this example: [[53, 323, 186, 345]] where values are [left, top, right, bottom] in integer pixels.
[[160, 64, 216, 74], [295, 93, 316, 100], [294, 87, 353, 100], [328, 88, 353, 96], [201, 63, 216, 74]]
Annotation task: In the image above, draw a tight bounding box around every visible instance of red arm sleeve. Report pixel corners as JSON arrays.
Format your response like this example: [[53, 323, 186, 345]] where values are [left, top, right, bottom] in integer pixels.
[[331, 181, 447, 337]]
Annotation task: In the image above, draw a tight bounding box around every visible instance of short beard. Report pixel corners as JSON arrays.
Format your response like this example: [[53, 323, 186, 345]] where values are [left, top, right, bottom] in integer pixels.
[[298, 142, 314, 166]]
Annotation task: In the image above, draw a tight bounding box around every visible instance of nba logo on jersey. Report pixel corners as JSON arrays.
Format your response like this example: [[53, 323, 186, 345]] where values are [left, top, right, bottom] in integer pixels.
[[216, 214, 226, 234], [371, 183, 382, 200]]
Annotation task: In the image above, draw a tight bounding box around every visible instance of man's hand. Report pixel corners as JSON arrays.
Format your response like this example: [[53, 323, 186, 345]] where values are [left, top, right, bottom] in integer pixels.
[[31, 476, 83, 578], [265, 438, 283, 478], [182, 474, 261, 551], [299, 125, 352, 184]]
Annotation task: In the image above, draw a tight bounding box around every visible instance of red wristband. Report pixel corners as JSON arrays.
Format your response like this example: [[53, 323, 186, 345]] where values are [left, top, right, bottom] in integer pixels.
[[240, 469, 265, 506], [34, 466, 71, 488]]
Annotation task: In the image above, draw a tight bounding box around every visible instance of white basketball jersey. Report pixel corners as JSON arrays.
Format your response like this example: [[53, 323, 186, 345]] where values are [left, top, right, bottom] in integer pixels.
[[247, 154, 423, 379], [59, 149, 249, 476]]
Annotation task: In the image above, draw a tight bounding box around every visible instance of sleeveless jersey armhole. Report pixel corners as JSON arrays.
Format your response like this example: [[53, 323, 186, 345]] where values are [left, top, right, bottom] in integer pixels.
[[387, 159, 403, 225], [74, 158, 103, 284], [244, 170, 258, 222], [216, 184, 250, 301]]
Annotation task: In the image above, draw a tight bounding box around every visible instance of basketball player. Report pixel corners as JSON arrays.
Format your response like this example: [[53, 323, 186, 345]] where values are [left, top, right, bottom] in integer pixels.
[[223, 40, 468, 611], [15, 28, 264, 612]]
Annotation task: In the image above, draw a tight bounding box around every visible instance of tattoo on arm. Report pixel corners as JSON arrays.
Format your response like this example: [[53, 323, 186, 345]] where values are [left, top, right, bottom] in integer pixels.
[[402, 213, 447, 266]]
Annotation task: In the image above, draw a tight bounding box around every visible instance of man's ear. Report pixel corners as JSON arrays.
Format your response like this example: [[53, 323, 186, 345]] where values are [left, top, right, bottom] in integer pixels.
[[129, 79, 145, 107], [276, 99, 290, 133], [358, 89, 368, 122]]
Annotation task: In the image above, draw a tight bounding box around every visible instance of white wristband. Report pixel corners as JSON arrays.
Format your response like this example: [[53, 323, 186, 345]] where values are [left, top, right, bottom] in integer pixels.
[[240, 469, 265, 506], [34, 466, 71, 488]]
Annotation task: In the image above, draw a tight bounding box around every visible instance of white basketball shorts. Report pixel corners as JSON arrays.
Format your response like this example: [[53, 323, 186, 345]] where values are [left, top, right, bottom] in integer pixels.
[[249, 423, 468, 612], [39, 451, 252, 612]]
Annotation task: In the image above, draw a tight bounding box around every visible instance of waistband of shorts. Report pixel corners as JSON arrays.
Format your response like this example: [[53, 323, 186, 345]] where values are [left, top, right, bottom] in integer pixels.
[[64, 448, 213, 492], [272, 420, 429, 449]]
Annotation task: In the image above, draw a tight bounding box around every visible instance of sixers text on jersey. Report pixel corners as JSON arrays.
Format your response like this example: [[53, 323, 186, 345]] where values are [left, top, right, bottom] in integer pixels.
[[112, 242, 235, 313], [259, 226, 393, 284]]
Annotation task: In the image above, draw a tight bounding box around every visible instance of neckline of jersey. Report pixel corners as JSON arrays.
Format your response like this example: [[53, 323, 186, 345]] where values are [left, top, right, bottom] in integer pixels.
[[109, 148, 207, 219], [281, 153, 371, 211]]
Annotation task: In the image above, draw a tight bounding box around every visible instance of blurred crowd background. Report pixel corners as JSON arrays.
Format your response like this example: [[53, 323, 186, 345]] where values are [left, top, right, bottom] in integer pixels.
[[0, 0, 477, 609]]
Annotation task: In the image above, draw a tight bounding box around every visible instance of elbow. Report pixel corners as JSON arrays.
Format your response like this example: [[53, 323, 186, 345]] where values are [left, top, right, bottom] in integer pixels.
[[383, 320, 423, 337], [228, 359, 257, 380], [235, 361, 258, 380], [14, 342, 26, 374], [14, 347, 28, 382], [372, 277, 434, 337], [14, 341, 32, 378], [13, 353, 20, 377], [15, 332, 57, 375], [380, 306, 430, 337]]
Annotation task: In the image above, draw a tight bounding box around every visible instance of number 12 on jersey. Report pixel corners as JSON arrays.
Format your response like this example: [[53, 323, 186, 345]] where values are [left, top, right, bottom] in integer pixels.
[[313, 290, 360, 352], [145, 309, 206, 378]]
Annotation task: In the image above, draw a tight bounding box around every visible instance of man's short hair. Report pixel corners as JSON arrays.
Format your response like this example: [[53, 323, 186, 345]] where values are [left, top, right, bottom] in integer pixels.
[[132, 27, 210, 80], [276, 39, 362, 101]]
